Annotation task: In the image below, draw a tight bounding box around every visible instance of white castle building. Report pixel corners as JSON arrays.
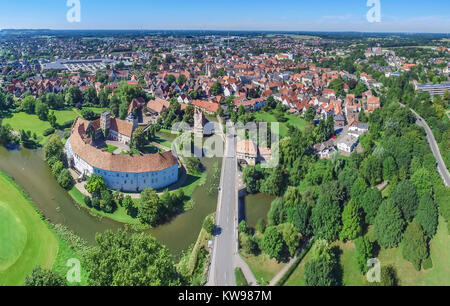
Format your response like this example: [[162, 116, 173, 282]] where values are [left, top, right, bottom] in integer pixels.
[[65, 116, 179, 193]]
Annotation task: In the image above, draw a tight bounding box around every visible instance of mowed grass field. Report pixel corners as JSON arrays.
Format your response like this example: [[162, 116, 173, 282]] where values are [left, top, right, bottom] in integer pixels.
[[0, 172, 58, 286], [242, 252, 286, 285], [255, 112, 307, 137], [284, 218, 450, 286], [2, 107, 109, 145], [2, 112, 53, 144]]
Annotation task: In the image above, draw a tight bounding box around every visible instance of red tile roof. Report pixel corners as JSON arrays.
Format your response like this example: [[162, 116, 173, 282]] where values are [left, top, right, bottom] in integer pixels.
[[69, 117, 178, 173]]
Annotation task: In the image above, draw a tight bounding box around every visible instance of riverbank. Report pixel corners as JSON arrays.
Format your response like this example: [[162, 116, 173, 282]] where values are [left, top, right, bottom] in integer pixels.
[[0, 146, 221, 258], [67, 163, 208, 227], [0, 171, 86, 285]]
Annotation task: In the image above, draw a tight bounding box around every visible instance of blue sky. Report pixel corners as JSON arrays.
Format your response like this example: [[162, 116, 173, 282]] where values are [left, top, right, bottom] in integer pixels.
[[0, 0, 449, 32]]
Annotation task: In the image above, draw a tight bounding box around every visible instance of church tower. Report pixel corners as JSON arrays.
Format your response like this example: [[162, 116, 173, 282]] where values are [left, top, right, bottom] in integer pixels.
[[194, 108, 206, 137], [100, 111, 111, 139]]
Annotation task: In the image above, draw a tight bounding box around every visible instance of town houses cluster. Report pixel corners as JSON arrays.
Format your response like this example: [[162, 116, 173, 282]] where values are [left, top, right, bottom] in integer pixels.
[[1, 32, 449, 176]]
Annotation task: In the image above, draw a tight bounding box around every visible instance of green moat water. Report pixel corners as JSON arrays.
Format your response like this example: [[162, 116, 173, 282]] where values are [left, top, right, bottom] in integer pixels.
[[0, 146, 219, 258]]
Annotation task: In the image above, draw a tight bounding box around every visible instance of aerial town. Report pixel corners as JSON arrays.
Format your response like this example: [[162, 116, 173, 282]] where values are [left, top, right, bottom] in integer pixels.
[[0, 2, 449, 295]]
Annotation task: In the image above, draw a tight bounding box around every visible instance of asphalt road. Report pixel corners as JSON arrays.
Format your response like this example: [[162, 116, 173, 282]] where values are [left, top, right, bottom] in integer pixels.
[[400, 103, 450, 186], [208, 126, 238, 286]]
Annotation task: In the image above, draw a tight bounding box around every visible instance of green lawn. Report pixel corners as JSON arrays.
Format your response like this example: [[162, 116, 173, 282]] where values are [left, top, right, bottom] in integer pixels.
[[72, 107, 108, 117], [374, 217, 450, 286], [154, 134, 174, 149], [255, 111, 307, 137], [241, 252, 286, 286], [284, 250, 310, 286], [68, 186, 141, 226], [2, 112, 52, 145], [53, 109, 78, 125], [0, 171, 58, 286], [235, 268, 249, 286], [285, 217, 450, 286]]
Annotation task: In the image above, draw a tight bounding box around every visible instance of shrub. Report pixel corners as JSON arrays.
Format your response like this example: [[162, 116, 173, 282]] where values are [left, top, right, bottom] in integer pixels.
[[57, 169, 74, 190], [43, 127, 55, 137], [84, 196, 92, 208], [92, 197, 100, 210], [255, 218, 266, 234], [238, 220, 250, 235], [51, 160, 64, 176], [203, 216, 215, 235]]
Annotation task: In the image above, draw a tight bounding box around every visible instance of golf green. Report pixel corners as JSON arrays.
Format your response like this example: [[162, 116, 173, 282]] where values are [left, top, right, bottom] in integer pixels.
[[0, 203, 28, 271], [0, 172, 59, 285]]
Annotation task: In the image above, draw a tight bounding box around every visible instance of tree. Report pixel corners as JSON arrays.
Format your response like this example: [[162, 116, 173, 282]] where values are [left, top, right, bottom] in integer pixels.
[[21, 96, 36, 114], [354, 236, 374, 273], [242, 166, 264, 194], [340, 200, 363, 241], [48, 111, 57, 128], [305, 107, 315, 122], [255, 218, 266, 234], [203, 217, 216, 235], [268, 198, 285, 226], [166, 74, 176, 85], [260, 226, 284, 260], [65, 86, 83, 107], [177, 74, 187, 86], [350, 177, 368, 207], [86, 174, 107, 197], [24, 267, 66, 286], [86, 230, 181, 286], [279, 223, 302, 257], [379, 266, 398, 286], [304, 239, 340, 286], [84, 87, 99, 105], [98, 88, 111, 107], [260, 167, 286, 196], [415, 193, 438, 238], [392, 180, 419, 221], [402, 222, 429, 271], [44, 135, 64, 161], [57, 168, 74, 190], [184, 157, 202, 175], [360, 155, 382, 186], [35, 100, 49, 121], [238, 220, 249, 235], [382, 156, 397, 181], [122, 195, 137, 217], [242, 235, 259, 255], [374, 199, 405, 249], [310, 195, 342, 241], [361, 188, 382, 224], [100, 189, 116, 213], [411, 168, 433, 197], [138, 188, 162, 226], [210, 81, 223, 96], [131, 127, 147, 152]]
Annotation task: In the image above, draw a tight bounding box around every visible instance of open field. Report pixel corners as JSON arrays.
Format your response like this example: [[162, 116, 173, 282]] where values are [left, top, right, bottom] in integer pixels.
[[2, 107, 109, 145], [53, 109, 78, 125], [374, 217, 450, 286], [284, 217, 450, 286], [2, 112, 52, 144], [255, 112, 307, 137], [0, 171, 58, 286]]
